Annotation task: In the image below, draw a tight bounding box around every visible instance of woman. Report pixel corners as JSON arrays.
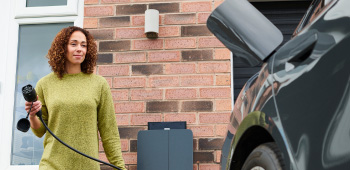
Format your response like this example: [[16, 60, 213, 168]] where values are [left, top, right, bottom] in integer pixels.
[[25, 26, 126, 170]]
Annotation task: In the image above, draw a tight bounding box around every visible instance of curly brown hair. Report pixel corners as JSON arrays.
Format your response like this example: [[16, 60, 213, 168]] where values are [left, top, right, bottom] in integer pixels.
[[47, 26, 97, 79]]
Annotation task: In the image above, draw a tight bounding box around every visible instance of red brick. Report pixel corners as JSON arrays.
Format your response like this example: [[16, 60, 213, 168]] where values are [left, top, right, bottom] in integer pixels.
[[116, 114, 130, 125], [165, 38, 196, 49], [216, 99, 232, 111], [200, 87, 231, 98], [131, 15, 145, 26], [133, 0, 160, 1], [99, 153, 109, 163], [189, 125, 215, 137], [215, 48, 231, 60], [198, 37, 225, 48], [131, 89, 163, 100], [199, 113, 231, 124], [165, 88, 197, 100], [99, 53, 110, 63], [98, 65, 129, 76], [133, 39, 163, 50], [111, 89, 129, 101], [97, 53, 113, 64], [116, 4, 147, 15], [115, 102, 145, 113], [182, 2, 212, 12], [214, 0, 225, 8], [129, 140, 137, 152], [102, 0, 130, 4], [164, 14, 196, 25], [129, 165, 137, 170], [119, 127, 146, 139], [149, 3, 180, 13], [122, 152, 137, 164], [198, 13, 211, 24], [132, 65, 163, 75], [181, 26, 212, 37], [121, 139, 129, 152], [85, 0, 99, 4], [99, 16, 130, 28], [194, 152, 215, 163], [181, 75, 214, 86], [84, 6, 114, 17], [182, 101, 213, 112], [197, 137, 224, 151], [215, 124, 227, 137], [165, 63, 196, 74], [131, 114, 162, 125], [194, 164, 198, 170], [84, 18, 98, 28], [99, 40, 131, 52], [146, 101, 179, 113], [116, 27, 146, 39], [199, 62, 231, 73], [164, 113, 197, 124], [182, 50, 213, 61], [194, 139, 199, 151], [161, 15, 167, 25], [104, 77, 113, 88], [113, 77, 146, 88], [199, 164, 220, 170], [215, 150, 222, 163], [216, 74, 231, 86], [159, 26, 180, 37], [149, 76, 179, 87], [99, 140, 103, 151], [115, 52, 146, 63], [126, 141, 138, 153], [89, 29, 114, 40], [148, 51, 181, 62]]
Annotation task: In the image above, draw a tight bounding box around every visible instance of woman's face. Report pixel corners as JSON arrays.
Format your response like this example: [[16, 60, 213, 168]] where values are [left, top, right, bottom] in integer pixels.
[[66, 31, 87, 66]]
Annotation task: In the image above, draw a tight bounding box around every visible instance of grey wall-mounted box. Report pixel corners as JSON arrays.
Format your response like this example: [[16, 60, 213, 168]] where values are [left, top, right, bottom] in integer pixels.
[[137, 129, 193, 170]]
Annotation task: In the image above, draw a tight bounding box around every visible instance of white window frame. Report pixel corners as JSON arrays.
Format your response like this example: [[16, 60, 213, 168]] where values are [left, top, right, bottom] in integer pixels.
[[16, 0, 78, 19], [0, 0, 83, 170]]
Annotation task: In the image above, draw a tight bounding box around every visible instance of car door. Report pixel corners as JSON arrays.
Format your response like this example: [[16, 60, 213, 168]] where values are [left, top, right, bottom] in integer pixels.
[[270, 0, 350, 169]]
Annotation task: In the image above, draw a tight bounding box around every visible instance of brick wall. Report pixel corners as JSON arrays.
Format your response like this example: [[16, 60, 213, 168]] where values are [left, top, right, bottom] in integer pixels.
[[84, 0, 230, 169]]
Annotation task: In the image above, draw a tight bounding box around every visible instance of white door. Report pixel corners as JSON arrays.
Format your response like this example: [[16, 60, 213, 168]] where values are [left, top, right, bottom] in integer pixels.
[[0, 0, 83, 169]]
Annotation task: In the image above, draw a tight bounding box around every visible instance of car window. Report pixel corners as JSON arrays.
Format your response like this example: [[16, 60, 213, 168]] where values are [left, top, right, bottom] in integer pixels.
[[292, 0, 334, 36]]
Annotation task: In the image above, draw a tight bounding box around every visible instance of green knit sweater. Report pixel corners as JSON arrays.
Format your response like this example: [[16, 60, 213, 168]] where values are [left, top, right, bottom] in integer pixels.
[[31, 72, 126, 170]]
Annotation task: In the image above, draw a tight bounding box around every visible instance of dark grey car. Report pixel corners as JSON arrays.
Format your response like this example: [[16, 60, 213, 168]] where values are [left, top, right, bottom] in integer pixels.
[[206, 0, 350, 169]]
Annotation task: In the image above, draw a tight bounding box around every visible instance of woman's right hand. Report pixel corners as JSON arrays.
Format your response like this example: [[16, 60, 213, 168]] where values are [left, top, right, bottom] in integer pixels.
[[25, 96, 42, 118]]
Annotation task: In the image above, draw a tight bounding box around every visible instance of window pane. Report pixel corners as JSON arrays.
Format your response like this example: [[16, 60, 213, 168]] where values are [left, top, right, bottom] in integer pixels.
[[11, 23, 72, 165], [26, 0, 67, 7]]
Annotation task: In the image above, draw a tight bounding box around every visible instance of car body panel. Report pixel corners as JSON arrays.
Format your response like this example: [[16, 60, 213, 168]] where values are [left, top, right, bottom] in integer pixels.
[[207, 0, 350, 169], [271, 0, 350, 169]]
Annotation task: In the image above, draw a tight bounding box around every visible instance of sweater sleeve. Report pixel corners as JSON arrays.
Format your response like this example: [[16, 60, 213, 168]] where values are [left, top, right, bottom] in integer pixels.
[[97, 80, 126, 170], [31, 81, 48, 138]]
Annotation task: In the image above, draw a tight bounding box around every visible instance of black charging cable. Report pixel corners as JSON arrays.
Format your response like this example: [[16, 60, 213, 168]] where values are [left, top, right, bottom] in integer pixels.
[[18, 84, 123, 170]]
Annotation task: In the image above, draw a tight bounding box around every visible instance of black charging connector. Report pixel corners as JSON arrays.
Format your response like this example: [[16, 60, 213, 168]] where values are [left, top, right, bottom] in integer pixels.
[[18, 84, 123, 170]]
